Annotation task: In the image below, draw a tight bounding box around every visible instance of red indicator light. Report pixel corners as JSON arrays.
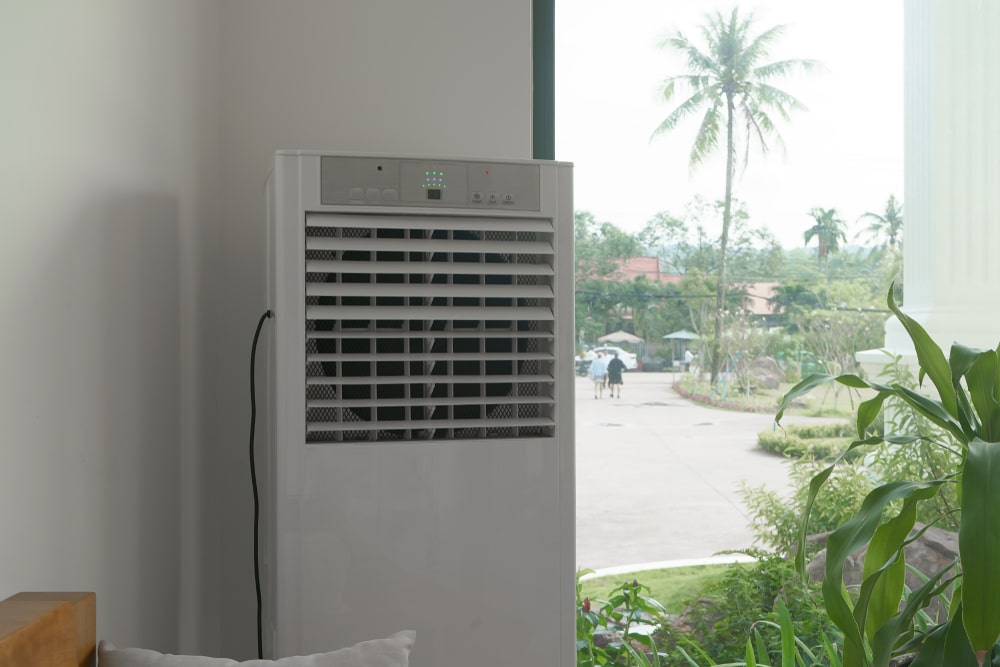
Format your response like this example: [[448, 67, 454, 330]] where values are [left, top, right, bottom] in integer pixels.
[[485, 170, 490, 175]]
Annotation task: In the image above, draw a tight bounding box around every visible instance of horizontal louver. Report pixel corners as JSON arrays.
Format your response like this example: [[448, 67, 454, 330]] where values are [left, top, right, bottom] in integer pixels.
[[304, 213, 557, 443]]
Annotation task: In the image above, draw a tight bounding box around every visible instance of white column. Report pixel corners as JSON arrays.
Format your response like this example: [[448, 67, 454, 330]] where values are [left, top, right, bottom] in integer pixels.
[[859, 0, 1000, 372]]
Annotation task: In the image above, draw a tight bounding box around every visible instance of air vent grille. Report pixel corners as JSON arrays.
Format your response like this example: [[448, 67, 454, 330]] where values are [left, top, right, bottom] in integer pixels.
[[303, 213, 557, 443]]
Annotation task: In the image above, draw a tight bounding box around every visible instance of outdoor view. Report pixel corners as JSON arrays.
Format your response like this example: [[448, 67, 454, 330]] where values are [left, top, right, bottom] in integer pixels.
[[556, 3, 984, 666]]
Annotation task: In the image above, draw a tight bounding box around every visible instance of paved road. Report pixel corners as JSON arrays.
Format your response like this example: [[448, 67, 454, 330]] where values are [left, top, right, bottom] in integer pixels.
[[575, 372, 818, 571]]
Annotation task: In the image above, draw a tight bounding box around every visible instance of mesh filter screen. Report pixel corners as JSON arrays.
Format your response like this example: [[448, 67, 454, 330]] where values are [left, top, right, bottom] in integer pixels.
[[303, 214, 557, 443]]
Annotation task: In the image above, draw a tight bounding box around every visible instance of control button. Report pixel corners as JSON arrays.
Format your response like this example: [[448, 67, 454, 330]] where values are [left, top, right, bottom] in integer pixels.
[[382, 188, 399, 201], [365, 188, 381, 201], [349, 187, 364, 200], [502, 193, 514, 204], [487, 192, 499, 204], [472, 191, 484, 203]]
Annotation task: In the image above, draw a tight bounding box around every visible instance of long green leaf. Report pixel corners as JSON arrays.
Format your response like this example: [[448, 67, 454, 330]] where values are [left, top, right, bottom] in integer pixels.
[[776, 598, 797, 667], [941, 609, 979, 667], [960, 440, 1000, 657], [794, 436, 888, 579], [745, 637, 759, 667], [948, 344, 989, 437], [862, 505, 916, 640], [894, 386, 968, 444], [950, 344, 987, 386], [965, 351, 1000, 441], [776, 373, 839, 423], [887, 287, 959, 419], [753, 627, 770, 667], [854, 485, 943, 662], [775, 373, 891, 424], [823, 481, 946, 659], [872, 565, 958, 666], [909, 623, 949, 667], [956, 389, 982, 443], [910, 608, 978, 667], [820, 632, 843, 667], [796, 462, 837, 578], [857, 393, 890, 439]]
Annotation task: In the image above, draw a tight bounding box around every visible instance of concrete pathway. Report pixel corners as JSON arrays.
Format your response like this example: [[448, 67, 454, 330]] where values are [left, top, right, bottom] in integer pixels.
[[575, 372, 830, 572]]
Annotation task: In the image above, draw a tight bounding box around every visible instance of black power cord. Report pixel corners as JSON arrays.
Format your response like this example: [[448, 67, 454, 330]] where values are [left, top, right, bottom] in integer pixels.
[[249, 309, 272, 659]]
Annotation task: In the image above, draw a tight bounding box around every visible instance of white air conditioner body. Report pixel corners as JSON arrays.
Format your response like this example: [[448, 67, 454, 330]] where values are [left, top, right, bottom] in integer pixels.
[[264, 152, 574, 667]]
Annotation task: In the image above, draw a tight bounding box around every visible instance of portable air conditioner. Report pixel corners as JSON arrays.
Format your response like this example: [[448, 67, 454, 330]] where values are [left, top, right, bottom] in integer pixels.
[[264, 152, 574, 667]]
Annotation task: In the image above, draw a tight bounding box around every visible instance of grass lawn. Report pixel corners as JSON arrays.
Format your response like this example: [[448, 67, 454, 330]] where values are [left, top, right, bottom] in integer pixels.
[[578, 563, 748, 615]]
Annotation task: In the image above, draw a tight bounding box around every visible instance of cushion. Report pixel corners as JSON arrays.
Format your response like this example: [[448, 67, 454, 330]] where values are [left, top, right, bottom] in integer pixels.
[[98, 631, 414, 667]]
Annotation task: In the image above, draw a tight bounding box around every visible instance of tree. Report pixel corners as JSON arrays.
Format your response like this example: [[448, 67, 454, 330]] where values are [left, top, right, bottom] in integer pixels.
[[856, 194, 903, 252], [768, 281, 824, 330], [803, 207, 847, 266], [651, 7, 817, 380], [574, 210, 640, 283]]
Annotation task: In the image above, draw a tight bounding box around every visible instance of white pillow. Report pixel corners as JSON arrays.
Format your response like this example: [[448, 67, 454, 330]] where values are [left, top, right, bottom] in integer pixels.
[[98, 631, 415, 667]]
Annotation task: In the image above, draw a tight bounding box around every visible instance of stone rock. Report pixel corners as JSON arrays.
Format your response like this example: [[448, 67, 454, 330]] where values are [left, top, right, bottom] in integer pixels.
[[806, 523, 958, 623], [749, 356, 785, 390]]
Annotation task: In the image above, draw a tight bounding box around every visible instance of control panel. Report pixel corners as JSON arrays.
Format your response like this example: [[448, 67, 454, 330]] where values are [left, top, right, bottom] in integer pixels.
[[320, 156, 541, 211]]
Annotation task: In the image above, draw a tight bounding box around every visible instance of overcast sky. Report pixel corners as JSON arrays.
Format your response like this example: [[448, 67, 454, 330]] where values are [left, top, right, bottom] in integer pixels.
[[555, 1, 904, 249]]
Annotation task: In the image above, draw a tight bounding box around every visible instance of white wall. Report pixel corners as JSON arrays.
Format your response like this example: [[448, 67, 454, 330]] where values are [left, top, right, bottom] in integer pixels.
[[0, 0, 533, 658], [0, 0, 219, 654], [210, 1, 533, 658]]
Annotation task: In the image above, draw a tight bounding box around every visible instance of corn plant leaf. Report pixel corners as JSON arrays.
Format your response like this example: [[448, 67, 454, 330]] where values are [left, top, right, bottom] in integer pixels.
[[894, 386, 968, 444], [796, 461, 837, 578], [775, 598, 797, 667], [887, 287, 959, 419], [950, 581, 963, 621], [775, 373, 891, 424], [965, 351, 1000, 441], [776, 373, 839, 423], [743, 637, 757, 667], [861, 506, 915, 640], [956, 389, 982, 442], [754, 627, 770, 667], [820, 632, 843, 667], [872, 563, 958, 666], [823, 480, 947, 659], [857, 393, 890, 439], [676, 643, 718, 666], [794, 437, 886, 578], [950, 344, 988, 385], [838, 373, 877, 390], [910, 609, 978, 667], [909, 622, 949, 667], [941, 611, 979, 667], [960, 440, 1000, 655], [856, 485, 943, 652]]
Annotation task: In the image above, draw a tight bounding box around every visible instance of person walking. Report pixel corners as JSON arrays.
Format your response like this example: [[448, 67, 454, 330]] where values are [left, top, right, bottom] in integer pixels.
[[588, 351, 608, 399], [606, 352, 627, 399], [684, 348, 695, 372]]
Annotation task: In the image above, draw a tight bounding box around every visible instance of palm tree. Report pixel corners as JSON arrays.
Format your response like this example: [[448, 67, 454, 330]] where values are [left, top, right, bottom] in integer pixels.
[[651, 7, 818, 381], [857, 194, 903, 252], [804, 207, 847, 266]]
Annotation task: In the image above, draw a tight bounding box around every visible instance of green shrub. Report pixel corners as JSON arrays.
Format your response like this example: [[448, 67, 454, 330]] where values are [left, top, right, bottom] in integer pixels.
[[576, 571, 669, 667], [757, 422, 857, 461], [742, 459, 874, 557], [657, 553, 839, 666]]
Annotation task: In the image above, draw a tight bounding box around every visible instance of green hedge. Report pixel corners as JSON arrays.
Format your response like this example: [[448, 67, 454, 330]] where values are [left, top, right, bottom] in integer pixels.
[[757, 422, 857, 460]]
